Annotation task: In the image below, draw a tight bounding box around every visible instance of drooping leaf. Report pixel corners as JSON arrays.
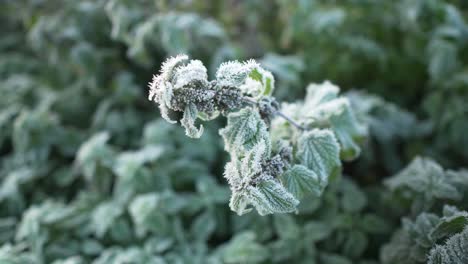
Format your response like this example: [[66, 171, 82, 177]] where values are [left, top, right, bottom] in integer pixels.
[[180, 103, 203, 138]]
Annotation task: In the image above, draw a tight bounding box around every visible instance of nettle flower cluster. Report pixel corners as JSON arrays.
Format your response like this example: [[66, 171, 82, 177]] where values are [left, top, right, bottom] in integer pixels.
[[148, 55, 367, 215]]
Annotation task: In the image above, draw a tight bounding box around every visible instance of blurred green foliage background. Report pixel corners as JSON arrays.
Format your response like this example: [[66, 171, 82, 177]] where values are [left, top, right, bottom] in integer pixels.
[[1, 0, 468, 263]]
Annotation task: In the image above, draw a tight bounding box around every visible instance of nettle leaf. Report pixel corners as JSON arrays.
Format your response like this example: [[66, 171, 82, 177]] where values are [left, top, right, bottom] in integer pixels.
[[222, 232, 269, 264], [382, 204, 468, 264], [216, 60, 259, 88], [172, 60, 209, 90], [224, 141, 266, 191], [385, 157, 462, 210], [113, 145, 164, 179], [229, 191, 252, 216], [302, 81, 367, 160], [430, 207, 468, 241], [180, 103, 203, 138], [91, 201, 124, 238], [76, 132, 114, 181], [343, 230, 368, 258], [51, 256, 85, 264], [328, 102, 367, 160], [215, 59, 274, 98], [226, 142, 266, 215], [128, 193, 168, 238], [220, 108, 270, 156], [190, 210, 217, 242], [243, 67, 275, 98], [148, 54, 188, 124], [0, 244, 35, 264], [280, 165, 322, 199], [246, 179, 299, 216], [226, 141, 298, 216], [340, 177, 367, 213], [428, 227, 468, 264], [296, 129, 341, 185]]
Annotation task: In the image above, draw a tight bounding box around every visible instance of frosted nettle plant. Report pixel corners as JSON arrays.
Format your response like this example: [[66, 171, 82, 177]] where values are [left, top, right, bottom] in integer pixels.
[[148, 55, 367, 215]]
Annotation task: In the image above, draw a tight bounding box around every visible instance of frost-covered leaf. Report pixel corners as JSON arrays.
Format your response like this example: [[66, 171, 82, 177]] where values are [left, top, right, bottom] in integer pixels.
[[190, 210, 216, 241], [273, 214, 300, 239], [302, 81, 367, 160], [226, 141, 298, 216], [220, 108, 270, 156], [216, 60, 259, 88], [343, 230, 368, 258], [172, 60, 208, 90], [0, 244, 35, 264], [385, 157, 462, 211], [222, 232, 268, 264], [340, 177, 367, 213], [428, 227, 468, 264], [243, 67, 275, 98], [180, 103, 203, 138], [76, 132, 114, 181], [225, 140, 298, 216], [380, 207, 468, 264], [148, 54, 189, 124], [246, 179, 299, 216], [93, 247, 165, 264], [430, 208, 468, 241], [128, 193, 168, 238], [91, 201, 124, 238], [113, 145, 164, 179], [303, 221, 333, 242], [280, 164, 322, 199], [296, 129, 341, 184], [320, 253, 352, 264], [51, 256, 85, 264]]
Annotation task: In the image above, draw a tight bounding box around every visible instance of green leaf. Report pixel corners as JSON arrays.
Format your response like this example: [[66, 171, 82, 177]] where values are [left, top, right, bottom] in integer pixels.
[[385, 157, 462, 212], [190, 210, 216, 242], [296, 129, 341, 184], [76, 132, 114, 181], [180, 103, 203, 138], [222, 232, 268, 264], [320, 253, 352, 264], [91, 201, 124, 238], [220, 108, 270, 155], [329, 102, 367, 160], [248, 67, 275, 97], [343, 230, 368, 258], [301, 81, 367, 160], [273, 214, 300, 239], [216, 60, 258, 88], [428, 227, 468, 264], [128, 193, 168, 238], [303, 221, 333, 242], [360, 214, 390, 234], [430, 209, 468, 241], [280, 165, 322, 199], [246, 179, 299, 216]]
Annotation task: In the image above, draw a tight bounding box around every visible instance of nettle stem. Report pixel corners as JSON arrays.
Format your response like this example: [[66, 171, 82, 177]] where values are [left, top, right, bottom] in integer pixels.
[[275, 111, 306, 131], [242, 97, 306, 130]]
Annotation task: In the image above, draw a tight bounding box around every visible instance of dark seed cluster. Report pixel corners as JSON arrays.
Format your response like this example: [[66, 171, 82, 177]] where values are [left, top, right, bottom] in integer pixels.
[[171, 80, 245, 116], [258, 97, 280, 125], [252, 146, 293, 186]]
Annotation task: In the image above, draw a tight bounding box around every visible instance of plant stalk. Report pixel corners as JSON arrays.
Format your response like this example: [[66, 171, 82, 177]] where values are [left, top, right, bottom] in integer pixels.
[[243, 97, 306, 130]]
